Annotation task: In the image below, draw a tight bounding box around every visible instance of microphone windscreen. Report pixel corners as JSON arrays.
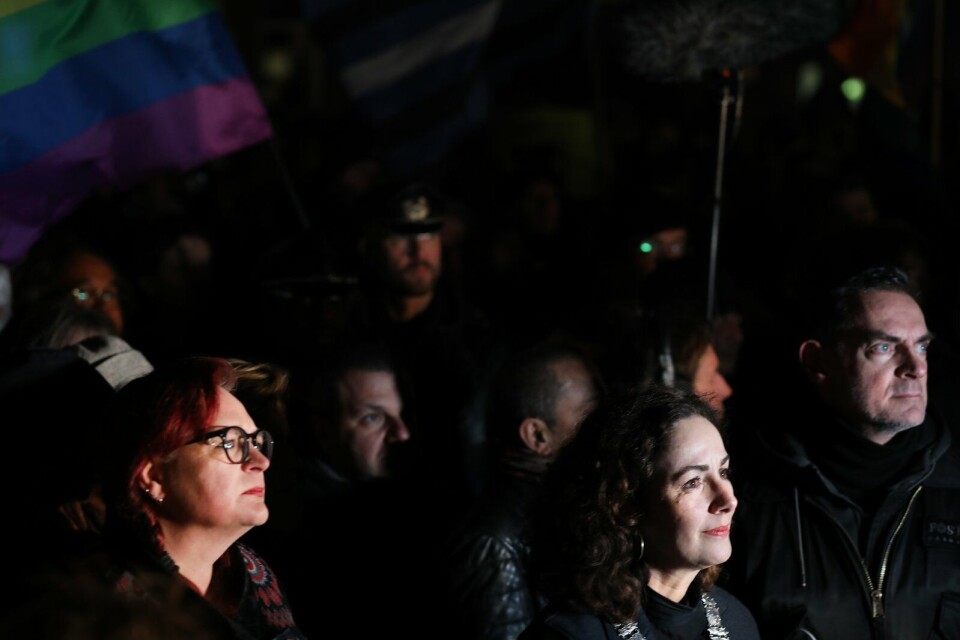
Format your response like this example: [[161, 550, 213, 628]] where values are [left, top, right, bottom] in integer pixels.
[[624, 0, 851, 81]]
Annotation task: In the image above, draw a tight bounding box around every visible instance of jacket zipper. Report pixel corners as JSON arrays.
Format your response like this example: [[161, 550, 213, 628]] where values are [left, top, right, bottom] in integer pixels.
[[806, 485, 923, 621], [871, 485, 923, 617]]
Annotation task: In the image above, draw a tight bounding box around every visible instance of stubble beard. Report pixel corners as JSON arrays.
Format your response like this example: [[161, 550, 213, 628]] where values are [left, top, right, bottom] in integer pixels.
[[832, 380, 927, 443], [860, 398, 926, 442], [393, 264, 438, 297]]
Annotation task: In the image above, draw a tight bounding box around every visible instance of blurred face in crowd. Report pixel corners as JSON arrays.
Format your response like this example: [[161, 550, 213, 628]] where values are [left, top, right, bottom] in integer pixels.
[[148, 388, 270, 538], [520, 178, 562, 237], [377, 231, 442, 297], [640, 416, 736, 592], [636, 227, 688, 277], [835, 186, 878, 226], [334, 368, 410, 479], [63, 251, 123, 334], [692, 344, 732, 418], [815, 290, 931, 444]]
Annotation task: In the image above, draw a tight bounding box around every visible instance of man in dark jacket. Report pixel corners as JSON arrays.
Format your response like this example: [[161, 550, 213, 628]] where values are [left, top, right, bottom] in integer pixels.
[[443, 342, 600, 640], [725, 266, 960, 639], [271, 342, 451, 640]]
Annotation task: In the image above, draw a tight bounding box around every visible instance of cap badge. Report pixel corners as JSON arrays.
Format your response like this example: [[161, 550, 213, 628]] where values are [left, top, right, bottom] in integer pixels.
[[401, 196, 430, 222]]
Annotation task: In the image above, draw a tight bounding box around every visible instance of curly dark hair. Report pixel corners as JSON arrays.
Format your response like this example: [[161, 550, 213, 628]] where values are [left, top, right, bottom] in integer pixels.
[[528, 385, 721, 623]]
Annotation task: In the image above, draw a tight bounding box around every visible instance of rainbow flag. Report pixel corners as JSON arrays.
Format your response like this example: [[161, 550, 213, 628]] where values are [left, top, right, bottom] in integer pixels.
[[0, 0, 273, 265]]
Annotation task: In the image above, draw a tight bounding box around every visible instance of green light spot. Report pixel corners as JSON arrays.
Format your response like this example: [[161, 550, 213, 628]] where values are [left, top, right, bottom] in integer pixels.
[[639, 242, 653, 254], [841, 78, 865, 103]]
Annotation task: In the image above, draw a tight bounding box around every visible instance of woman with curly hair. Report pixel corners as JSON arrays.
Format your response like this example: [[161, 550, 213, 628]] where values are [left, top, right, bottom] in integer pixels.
[[520, 386, 758, 639]]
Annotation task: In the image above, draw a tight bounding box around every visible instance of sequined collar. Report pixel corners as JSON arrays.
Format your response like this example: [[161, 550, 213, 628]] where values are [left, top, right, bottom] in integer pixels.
[[614, 593, 729, 640]]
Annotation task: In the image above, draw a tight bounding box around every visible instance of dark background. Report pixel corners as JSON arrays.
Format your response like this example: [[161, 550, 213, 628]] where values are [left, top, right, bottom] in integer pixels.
[[42, 0, 960, 374]]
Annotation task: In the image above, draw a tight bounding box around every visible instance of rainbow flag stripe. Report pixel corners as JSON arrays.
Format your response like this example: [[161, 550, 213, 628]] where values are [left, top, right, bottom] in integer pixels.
[[0, 0, 273, 264]]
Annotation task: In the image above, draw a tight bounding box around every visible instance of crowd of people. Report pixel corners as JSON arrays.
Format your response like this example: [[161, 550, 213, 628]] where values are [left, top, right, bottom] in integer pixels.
[[1, 160, 959, 639], [4, 0, 960, 636]]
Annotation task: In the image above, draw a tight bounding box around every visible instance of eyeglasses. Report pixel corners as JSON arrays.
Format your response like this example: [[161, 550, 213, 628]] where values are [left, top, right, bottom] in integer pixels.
[[71, 286, 118, 304], [188, 427, 273, 464]]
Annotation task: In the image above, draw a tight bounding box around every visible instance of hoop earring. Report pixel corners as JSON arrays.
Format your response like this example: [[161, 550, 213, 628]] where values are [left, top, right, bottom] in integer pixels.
[[636, 533, 645, 561]]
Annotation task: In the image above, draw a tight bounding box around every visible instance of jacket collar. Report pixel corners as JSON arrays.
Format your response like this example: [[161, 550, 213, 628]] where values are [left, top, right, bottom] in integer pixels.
[[757, 397, 950, 500]]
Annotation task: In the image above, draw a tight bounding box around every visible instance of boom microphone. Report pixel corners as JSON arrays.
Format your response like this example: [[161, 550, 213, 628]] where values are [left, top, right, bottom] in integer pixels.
[[624, 0, 852, 81], [619, 0, 855, 319]]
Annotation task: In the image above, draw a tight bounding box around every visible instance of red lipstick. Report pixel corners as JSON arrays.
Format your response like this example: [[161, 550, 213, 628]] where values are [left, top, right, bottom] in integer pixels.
[[704, 525, 730, 536]]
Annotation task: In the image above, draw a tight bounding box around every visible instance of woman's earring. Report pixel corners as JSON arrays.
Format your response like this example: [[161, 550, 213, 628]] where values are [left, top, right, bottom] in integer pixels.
[[636, 533, 645, 560], [142, 487, 164, 504]]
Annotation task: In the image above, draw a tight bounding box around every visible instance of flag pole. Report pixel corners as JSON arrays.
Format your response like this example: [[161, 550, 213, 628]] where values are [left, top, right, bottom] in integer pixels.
[[707, 70, 739, 321], [930, 0, 944, 168]]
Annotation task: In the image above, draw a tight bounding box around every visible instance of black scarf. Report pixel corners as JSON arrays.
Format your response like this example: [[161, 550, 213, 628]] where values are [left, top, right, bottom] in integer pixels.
[[802, 412, 932, 513]]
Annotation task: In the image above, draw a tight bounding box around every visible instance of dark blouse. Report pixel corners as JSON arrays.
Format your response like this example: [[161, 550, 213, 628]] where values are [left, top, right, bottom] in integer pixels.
[[643, 587, 708, 639], [518, 586, 760, 640]]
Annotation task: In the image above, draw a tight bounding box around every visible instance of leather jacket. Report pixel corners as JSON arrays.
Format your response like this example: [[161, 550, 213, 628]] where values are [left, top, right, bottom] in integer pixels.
[[445, 463, 546, 640], [725, 405, 960, 639]]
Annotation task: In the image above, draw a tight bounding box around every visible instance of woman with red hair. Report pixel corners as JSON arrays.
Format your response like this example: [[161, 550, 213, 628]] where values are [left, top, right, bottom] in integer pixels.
[[96, 356, 305, 639]]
